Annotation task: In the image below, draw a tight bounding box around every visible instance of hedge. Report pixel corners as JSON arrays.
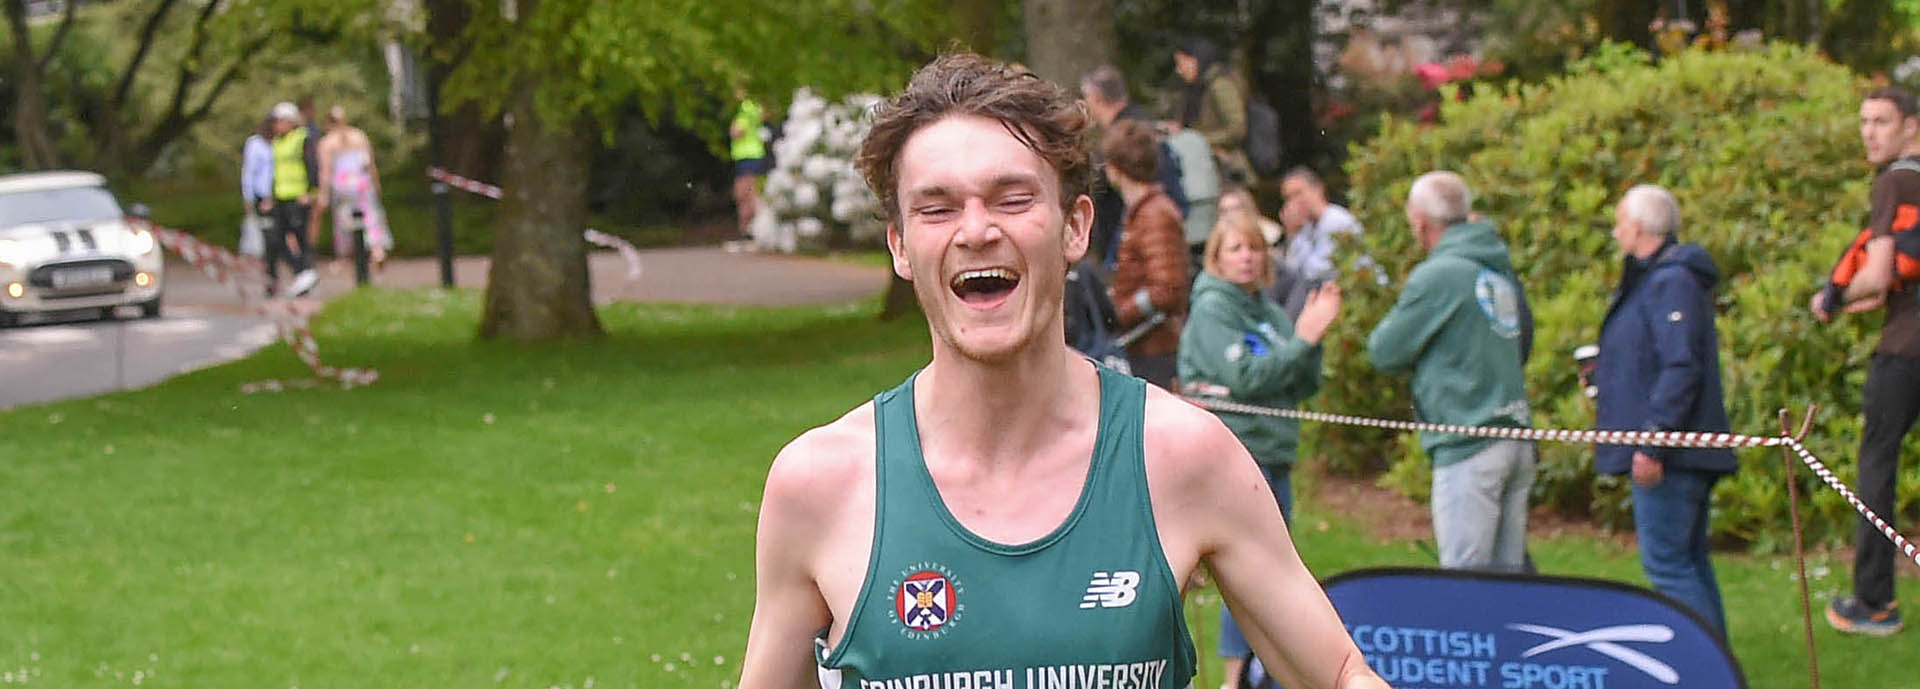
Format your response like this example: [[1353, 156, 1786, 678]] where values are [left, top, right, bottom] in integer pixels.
[[1318, 43, 1917, 549]]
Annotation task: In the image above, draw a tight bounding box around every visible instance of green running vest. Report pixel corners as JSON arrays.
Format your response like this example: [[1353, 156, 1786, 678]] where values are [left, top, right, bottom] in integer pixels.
[[817, 367, 1197, 689]]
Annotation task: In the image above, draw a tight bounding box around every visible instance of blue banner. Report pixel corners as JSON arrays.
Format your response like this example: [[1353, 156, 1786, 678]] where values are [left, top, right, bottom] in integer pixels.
[[1306, 567, 1745, 689]]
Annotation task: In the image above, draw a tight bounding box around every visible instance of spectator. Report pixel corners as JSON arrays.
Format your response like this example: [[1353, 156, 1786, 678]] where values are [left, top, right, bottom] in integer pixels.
[[1276, 167, 1363, 315], [1102, 119, 1189, 388], [1162, 125, 1223, 264], [297, 96, 325, 248], [1812, 85, 1920, 636], [264, 101, 319, 298], [1162, 36, 1251, 185], [239, 115, 275, 259], [315, 106, 392, 271], [729, 89, 770, 251], [1596, 184, 1737, 635], [1080, 65, 1189, 268], [1218, 186, 1283, 248], [1179, 212, 1341, 688], [1366, 171, 1534, 572]]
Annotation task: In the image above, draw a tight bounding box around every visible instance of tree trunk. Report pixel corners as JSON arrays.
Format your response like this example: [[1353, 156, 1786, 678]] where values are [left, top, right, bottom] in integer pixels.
[[1021, 0, 1115, 89], [5, 0, 59, 170], [1598, 0, 1659, 50], [477, 83, 603, 340], [952, 0, 1001, 54], [1252, 0, 1316, 178]]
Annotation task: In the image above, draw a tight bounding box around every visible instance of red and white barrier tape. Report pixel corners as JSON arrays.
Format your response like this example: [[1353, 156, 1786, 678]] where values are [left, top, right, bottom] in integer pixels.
[[583, 229, 644, 280], [147, 222, 378, 389], [427, 167, 503, 200], [1184, 395, 1920, 568], [427, 171, 644, 280]]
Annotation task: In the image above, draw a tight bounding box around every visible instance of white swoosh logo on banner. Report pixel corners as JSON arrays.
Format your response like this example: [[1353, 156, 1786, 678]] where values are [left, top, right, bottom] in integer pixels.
[[1507, 623, 1680, 684]]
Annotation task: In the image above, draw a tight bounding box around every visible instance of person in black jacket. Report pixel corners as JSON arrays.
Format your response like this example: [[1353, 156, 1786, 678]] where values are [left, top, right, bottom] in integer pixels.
[[1594, 184, 1737, 636]]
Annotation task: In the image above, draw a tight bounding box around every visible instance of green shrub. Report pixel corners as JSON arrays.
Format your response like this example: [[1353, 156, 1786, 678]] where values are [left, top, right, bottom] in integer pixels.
[[1322, 43, 1919, 548]]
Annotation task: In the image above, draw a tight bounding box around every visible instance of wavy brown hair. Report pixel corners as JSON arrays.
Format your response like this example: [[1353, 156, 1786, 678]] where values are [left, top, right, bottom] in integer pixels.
[[856, 53, 1093, 225], [1099, 119, 1159, 184]]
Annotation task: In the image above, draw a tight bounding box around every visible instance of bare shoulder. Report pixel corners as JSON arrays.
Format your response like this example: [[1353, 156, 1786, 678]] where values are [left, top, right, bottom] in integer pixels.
[[1138, 384, 1266, 579], [762, 401, 877, 520], [1140, 386, 1248, 486]]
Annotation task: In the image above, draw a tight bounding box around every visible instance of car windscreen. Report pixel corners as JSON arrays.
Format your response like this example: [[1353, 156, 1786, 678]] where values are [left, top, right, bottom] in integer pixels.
[[0, 186, 124, 227]]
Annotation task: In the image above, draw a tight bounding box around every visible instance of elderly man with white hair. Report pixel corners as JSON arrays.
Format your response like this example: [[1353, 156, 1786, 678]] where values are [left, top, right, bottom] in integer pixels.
[[1367, 171, 1536, 572], [1595, 183, 1737, 635]]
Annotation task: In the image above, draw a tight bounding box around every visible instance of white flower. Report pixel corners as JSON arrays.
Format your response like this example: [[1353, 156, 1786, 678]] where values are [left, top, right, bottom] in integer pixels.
[[802, 156, 836, 183], [777, 224, 799, 253], [790, 184, 819, 210], [830, 198, 858, 222], [749, 205, 779, 246], [796, 217, 825, 238], [1898, 56, 1920, 84]]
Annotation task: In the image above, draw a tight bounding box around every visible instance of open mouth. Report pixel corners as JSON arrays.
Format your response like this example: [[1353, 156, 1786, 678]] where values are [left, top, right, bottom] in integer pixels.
[[950, 268, 1020, 306]]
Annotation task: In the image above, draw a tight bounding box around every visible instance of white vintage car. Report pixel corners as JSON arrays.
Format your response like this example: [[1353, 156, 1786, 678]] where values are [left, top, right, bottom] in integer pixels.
[[0, 171, 163, 326]]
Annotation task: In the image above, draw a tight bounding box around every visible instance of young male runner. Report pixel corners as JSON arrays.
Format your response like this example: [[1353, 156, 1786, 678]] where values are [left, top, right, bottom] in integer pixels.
[[738, 53, 1388, 689]]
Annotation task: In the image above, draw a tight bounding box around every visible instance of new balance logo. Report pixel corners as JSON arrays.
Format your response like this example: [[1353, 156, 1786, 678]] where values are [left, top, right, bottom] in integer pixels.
[[1080, 571, 1141, 609]]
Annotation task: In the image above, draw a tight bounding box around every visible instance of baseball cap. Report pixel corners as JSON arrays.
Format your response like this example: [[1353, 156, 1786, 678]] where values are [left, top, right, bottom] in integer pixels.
[[271, 101, 300, 121]]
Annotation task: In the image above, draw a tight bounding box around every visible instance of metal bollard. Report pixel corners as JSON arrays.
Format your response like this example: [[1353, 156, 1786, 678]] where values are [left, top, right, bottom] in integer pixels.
[[432, 181, 454, 287]]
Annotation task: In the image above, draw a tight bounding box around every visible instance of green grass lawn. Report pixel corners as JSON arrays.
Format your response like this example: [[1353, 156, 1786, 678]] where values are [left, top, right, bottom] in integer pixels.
[[0, 290, 1910, 688]]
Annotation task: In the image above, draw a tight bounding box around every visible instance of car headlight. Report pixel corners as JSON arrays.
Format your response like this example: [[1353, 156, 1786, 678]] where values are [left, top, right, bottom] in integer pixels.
[[128, 229, 156, 256], [0, 239, 23, 266]]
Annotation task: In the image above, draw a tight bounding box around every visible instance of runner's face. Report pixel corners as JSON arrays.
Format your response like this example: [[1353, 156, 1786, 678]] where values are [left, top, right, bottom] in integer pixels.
[[888, 114, 1091, 363], [1861, 99, 1916, 166]]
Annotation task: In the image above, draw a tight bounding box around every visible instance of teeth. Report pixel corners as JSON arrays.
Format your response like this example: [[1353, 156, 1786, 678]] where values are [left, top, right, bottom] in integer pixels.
[[952, 268, 1018, 286]]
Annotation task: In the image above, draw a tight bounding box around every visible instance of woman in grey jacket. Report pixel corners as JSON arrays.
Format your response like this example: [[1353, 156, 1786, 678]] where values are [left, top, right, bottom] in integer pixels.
[[1178, 213, 1341, 687]]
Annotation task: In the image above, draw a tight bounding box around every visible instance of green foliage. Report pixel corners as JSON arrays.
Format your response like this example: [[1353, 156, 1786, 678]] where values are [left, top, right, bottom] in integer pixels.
[[442, 0, 957, 151], [1326, 43, 1916, 547], [14, 0, 394, 178]]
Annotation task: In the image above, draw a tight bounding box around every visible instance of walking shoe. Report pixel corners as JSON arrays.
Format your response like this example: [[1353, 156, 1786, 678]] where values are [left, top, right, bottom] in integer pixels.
[[1826, 596, 1903, 636], [289, 269, 319, 298]]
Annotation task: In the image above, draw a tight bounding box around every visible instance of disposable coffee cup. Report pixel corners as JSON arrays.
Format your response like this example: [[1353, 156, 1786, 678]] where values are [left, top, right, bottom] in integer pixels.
[[1574, 344, 1600, 399]]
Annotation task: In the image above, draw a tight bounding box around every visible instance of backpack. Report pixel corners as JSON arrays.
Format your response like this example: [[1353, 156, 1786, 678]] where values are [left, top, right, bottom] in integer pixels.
[[1827, 157, 1920, 299], [1064, 262, 1131, 375], [1244, 97, 1282, 177]]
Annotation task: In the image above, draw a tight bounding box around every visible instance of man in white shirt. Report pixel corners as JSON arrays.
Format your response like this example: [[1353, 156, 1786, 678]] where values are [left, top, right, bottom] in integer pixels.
[[1275, 167, 1362, 314]]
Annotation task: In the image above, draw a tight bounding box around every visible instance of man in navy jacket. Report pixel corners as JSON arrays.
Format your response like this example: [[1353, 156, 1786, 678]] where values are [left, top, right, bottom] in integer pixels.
[[1595, 184, 1738, 636]]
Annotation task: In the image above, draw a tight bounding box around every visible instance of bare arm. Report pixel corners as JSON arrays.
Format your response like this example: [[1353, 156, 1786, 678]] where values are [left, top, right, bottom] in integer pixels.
[[739, 441, 835, 689], [315, 136, 336, 207], [1841, 236, 1896, 305], [1146, 395, 1388, 689]]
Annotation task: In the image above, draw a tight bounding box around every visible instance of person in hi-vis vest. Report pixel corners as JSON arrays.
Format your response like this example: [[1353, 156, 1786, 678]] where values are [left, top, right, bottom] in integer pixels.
[[262, 101, 319, 298]]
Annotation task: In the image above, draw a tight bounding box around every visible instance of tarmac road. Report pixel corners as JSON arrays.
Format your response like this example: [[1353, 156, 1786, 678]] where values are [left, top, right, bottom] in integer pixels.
[[0, 246, 888, 410]]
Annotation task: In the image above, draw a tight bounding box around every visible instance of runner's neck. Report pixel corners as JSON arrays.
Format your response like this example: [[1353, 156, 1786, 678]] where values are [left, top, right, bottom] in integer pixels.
[[914, 347, 1100, 472]]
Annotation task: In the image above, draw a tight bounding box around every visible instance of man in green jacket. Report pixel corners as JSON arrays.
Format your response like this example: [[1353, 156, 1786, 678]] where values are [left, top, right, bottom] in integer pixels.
[[1367, 170, 1535, 572]]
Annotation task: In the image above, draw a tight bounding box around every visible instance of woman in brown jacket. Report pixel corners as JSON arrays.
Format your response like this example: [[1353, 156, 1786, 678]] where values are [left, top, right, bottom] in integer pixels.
[[1101, 119, 1191, 388]]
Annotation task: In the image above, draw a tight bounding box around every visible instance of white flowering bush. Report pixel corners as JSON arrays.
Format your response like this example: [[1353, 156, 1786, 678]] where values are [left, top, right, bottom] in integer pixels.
[[750, 88, 885, 253], [1895, 55, 1920, 91]]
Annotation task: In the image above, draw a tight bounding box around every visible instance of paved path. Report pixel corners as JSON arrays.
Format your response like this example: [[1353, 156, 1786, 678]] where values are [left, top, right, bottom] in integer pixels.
[[0, 247, 889, 409]]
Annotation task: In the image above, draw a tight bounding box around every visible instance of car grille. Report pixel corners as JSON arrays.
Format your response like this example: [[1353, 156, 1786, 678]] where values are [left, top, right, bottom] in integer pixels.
[[27, 258, 135, 298]]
